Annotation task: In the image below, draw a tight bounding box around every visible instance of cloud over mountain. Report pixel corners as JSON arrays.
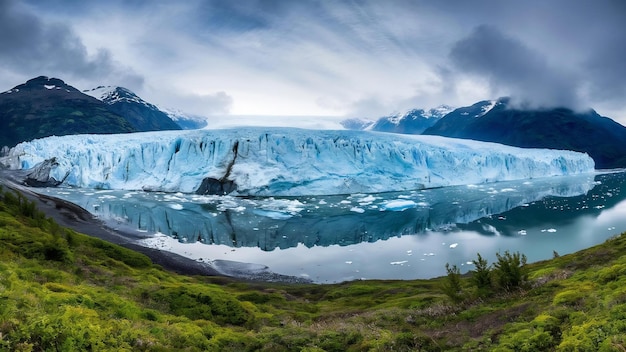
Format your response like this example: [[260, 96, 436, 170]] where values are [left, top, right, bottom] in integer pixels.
[[0, 0, 143, 90], [449, 25, 579, 109], [0, 0, 624, 122]]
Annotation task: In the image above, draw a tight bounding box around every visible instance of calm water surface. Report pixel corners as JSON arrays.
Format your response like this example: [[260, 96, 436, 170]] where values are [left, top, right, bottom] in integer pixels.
[[39, 170, 626, 283]]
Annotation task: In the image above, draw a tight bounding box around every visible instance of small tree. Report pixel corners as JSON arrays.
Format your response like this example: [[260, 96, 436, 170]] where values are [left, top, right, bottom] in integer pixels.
[[493, 251, 528, 291], [471, 253, 492, 295], [442, 263, 463, 303]]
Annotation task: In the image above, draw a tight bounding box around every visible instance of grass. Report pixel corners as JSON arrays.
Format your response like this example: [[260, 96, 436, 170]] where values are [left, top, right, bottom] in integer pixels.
[[0, 185, 626, 350]]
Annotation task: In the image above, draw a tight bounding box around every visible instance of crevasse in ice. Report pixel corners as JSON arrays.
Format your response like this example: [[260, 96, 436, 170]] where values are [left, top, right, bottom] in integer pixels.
[[3, 127, 595, 196]]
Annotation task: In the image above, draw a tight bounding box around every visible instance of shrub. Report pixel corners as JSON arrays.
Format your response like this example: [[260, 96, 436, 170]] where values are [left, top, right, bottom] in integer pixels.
[[43, 237, 72, 263], [212, 330, 261, 352], [164, 322, 212, 351], [237, 291, 286, 306], [441, 263, 463, 302], [87, 238, 152, 268], [498, 327, 555, 352], [472, 253, 492, 295], [317, 330, 363, 352], [553, 289, 586, 307], [597, 264, 626, 284], [558, 320, 610, 352], [151, 285, 253, 326], [532, 314, 561, 340], [493, 251, 528, 291], [387, 332, 441, 352]]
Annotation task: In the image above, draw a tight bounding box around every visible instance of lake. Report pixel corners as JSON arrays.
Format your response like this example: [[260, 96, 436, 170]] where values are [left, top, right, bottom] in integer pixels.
[[37, 170, 626, 283]]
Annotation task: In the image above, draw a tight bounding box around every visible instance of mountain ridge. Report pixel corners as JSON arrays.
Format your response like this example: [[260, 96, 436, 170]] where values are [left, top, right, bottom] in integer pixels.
[[83, 85, 182, 131], [0, 76, 212, 150], [342, 105, 454, 134], [0, 76, 136, 149], [423, 98, 626, 169]]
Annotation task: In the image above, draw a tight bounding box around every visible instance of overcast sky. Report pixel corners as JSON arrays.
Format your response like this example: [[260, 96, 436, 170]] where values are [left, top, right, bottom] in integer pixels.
[[1, 0, 625, 124]]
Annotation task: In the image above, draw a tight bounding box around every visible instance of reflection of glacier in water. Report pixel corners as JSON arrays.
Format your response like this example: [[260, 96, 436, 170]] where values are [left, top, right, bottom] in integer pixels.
[[47, 173, 596, 249], [40, 171, 626, 283]]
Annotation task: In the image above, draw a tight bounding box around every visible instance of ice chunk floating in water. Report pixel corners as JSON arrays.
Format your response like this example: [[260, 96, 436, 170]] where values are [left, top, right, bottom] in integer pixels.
[[3, 127, 595, 196]]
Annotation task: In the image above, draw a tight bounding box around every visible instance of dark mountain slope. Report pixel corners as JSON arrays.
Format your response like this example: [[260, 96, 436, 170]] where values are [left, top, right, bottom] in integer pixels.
[[423, 98, 626, 169], [84, 86, 181, 131], [0, 76, 136, 149]]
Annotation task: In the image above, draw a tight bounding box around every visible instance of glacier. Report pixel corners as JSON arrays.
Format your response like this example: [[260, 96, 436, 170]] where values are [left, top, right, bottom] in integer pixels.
[[2, 128, 595, 196]]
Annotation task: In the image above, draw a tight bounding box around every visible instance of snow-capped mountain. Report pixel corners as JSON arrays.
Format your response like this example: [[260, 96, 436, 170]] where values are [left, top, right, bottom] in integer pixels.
[[342, 105, 454, 134], [0, 76, 135, 149], [158, 106, 208, 130], [84, 85, 143, 105], [423, 98, 626, 169], [2, 128, 594, 196], [84, 86, 182, 131], [422, 99, 505, 135]]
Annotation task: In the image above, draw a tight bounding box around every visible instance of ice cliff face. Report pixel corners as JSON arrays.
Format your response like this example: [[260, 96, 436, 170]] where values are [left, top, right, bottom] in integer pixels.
[[2, 128, 595, 196]]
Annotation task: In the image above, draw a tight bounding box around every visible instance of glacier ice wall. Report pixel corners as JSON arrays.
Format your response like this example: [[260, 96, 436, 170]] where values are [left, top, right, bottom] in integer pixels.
[[3, 128, 595, 196]]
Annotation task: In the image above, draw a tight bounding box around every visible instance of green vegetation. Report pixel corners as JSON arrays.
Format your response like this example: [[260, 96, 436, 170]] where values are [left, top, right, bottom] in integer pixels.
[[1, 185, 626, 350], [442, 250, 530, 305]]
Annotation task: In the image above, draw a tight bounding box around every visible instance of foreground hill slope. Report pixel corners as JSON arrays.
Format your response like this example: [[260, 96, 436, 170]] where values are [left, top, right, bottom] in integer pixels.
[[0, 183, 625, 350], [0, 76, 136, 149], [423, 98, 626, 169]]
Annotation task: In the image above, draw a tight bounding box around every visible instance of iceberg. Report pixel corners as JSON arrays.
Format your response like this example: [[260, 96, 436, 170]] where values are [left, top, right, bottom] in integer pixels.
[[2, 127, 594, 196]]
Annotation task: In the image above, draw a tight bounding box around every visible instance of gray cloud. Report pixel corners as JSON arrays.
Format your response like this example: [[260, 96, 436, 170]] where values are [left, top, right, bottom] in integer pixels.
[[3, 0, 626, 122], [159, 92, 234, 117], [585, 46, 626, 108], [432, 0, 626, 114], [0, 0, 143, 90], [449, 25, 580, 109], [346, 96, 396, 119], [579, 1, 626, 107]]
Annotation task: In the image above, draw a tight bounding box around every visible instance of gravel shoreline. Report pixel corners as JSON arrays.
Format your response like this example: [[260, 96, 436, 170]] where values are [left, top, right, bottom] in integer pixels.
[[0, 171, 225, 277]]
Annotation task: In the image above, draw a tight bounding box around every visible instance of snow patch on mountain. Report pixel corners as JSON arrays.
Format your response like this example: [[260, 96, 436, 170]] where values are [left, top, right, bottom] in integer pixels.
[[384, 105, 454, 125], [475, 100, 497, 117], [424, 105, 455, 118], [342, 105, 455, 134], [2, 128, 595, 196], [83, 85, 117, 101], [84, 86, 152, 108], [385, 113, 405, 125]]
